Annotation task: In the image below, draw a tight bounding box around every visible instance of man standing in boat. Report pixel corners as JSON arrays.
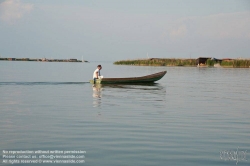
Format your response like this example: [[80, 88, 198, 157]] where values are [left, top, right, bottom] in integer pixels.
[[93, 65, 102, 83]]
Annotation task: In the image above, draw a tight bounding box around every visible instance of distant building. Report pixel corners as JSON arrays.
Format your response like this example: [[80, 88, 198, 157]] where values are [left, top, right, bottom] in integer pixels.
[[222, 58, 234, 61], [196, 57, 222, 65], [69, 59, 77, 62], [8, 58, 16, 61], [196, 57, 211, 65]]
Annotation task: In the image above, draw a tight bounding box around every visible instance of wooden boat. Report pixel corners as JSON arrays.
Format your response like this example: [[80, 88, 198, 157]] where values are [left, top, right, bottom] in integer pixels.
[[90, 71, 167, 84]]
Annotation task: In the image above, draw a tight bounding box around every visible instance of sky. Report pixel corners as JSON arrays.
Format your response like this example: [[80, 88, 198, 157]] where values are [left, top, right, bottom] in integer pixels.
[[0, 0, 250, 61]]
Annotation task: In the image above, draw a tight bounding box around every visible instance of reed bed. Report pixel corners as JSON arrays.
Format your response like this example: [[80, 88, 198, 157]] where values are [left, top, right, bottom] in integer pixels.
[[220, 60, 250, 68], [114, 58, 197, 66], [114, 58, 250, 68], [206, 59, 216, 66]]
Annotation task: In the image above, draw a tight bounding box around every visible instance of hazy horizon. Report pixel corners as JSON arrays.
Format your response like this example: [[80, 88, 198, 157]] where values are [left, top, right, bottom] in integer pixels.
[[0, 0, 250, 61]]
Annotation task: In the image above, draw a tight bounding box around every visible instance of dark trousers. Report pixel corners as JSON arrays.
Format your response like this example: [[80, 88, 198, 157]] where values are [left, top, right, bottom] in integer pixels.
[[94, 78, 98, 84]]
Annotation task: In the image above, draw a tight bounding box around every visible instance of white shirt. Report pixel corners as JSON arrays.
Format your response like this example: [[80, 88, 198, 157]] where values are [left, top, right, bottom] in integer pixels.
[[93, 68, 100, 78]]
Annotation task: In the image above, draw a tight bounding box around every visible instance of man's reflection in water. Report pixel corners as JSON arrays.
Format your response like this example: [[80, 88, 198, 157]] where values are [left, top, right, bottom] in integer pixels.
[[92, 84, 102, 107]]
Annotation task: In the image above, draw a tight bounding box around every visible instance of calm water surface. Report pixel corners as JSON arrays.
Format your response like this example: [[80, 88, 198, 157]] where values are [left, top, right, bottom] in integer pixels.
[[0, 61, 249, 166]]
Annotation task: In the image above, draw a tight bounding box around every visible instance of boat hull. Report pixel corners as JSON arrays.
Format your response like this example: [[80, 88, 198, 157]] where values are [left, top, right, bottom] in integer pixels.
[[90, 71, 166, 84]]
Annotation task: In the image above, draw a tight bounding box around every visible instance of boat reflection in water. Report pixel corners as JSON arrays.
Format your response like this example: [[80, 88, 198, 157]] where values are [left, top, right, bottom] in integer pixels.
[[92, 83, 166, 108], [92, 84, 103, 107]]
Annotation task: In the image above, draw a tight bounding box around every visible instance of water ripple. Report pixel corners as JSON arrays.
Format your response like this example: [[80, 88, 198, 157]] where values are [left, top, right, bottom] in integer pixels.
[[0, 82, 88, 85]]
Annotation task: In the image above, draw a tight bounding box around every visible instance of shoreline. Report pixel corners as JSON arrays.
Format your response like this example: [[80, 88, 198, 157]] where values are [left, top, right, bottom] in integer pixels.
[[114, 58, 250, 68], [0, 57, 88, 63]]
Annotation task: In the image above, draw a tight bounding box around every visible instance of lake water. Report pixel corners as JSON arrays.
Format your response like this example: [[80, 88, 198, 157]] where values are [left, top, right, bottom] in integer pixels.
[[0, 61, 249, 166]]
